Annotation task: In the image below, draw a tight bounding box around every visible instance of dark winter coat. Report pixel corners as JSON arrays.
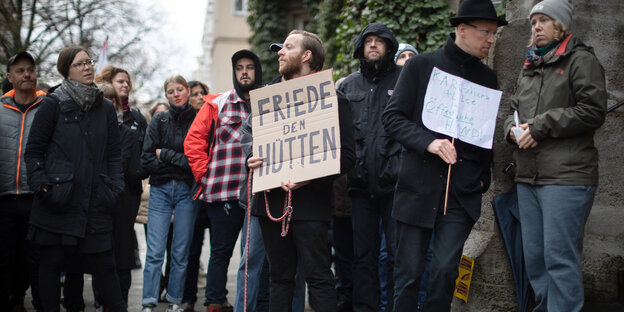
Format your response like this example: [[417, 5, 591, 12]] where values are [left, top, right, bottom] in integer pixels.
[[382, 35, 496, 229], [338, 23, 403, 197], [141, 102, 196, 187], [25, 85, 123, 238], [241, 75, 356, 222]]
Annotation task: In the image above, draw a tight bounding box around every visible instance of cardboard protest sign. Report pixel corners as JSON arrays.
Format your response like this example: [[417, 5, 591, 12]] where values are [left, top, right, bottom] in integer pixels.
[[422, 67, 502, 149], [250, 69, 341, 192]]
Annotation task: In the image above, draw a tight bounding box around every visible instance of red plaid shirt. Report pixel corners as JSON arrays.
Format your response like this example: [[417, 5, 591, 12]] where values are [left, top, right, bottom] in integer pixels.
[[199, 91, 249, 202]]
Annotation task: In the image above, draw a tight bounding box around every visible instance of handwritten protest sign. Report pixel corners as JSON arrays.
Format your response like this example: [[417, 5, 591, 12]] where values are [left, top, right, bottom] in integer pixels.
[[422, 67, 502, 149], [250, 69, 341, 192]]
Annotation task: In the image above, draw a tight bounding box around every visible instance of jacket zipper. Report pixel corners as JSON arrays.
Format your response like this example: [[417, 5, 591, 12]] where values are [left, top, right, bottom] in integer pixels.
[[531, 67, 545, 184]]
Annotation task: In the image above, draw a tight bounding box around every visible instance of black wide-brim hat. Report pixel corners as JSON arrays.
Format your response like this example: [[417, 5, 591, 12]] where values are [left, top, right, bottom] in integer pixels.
[[449, 0, 508, 27]]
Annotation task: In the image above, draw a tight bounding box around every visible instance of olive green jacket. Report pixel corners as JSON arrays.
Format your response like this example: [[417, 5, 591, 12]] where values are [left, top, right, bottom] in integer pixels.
[[504, 34, 607, 186]]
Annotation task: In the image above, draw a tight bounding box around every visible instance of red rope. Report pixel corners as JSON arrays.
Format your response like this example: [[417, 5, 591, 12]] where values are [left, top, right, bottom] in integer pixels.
[[244, 168, 294, 312]]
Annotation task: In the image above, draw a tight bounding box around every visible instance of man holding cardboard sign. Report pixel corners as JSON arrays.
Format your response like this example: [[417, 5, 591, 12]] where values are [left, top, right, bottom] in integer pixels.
[[242, 30, 355, 312], [382, 0, 507, 311]]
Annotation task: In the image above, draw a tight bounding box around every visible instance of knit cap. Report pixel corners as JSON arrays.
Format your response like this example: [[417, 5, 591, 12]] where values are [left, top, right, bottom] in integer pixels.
[[394, 43, 418, 63], [529, 0, 573, 29]]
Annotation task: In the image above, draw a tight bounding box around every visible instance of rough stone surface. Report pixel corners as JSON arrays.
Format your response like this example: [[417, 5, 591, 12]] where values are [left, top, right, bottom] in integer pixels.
[[454, 1, 624, 311]]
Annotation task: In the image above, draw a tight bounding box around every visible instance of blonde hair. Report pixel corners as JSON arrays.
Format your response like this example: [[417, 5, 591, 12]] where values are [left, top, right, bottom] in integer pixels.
[[163, 75, 188, 93], [99, 83, 118, 103], [528, 19, 569, 47]]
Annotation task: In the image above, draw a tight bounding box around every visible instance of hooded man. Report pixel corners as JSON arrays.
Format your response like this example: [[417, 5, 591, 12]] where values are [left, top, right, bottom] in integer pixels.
[[184, 49, 263, 312], [0, 51, 45, 311], [382, 0, 507, 310], [336, 23, 402, 312]]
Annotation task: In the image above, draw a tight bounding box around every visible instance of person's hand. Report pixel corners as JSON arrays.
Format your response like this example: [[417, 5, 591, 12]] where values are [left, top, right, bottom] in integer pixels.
[[280, 180, 310, 191], [508, 126, 518, 142], [248, 156, 263, 169], [156, 149, 161, 159], [426, 139, 457, 164], [517, 124, 538, 149]]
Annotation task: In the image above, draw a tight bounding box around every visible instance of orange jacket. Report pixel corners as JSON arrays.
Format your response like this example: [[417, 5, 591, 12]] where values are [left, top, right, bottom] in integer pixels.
[[184, 93, 220, 199], [0, 90, 46, 196]]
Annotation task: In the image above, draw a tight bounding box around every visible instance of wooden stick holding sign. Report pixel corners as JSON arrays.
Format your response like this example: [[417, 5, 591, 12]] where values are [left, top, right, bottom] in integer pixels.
[[421, 67, 502, 215], [443, 138, 455, 215]]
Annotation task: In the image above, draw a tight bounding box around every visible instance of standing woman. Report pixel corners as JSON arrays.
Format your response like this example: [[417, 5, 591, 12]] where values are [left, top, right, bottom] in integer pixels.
[[505, 1, 607, 311], [95, 65, 148, 306], [141, 75, 197, 312], [24, 46, 126, 311]]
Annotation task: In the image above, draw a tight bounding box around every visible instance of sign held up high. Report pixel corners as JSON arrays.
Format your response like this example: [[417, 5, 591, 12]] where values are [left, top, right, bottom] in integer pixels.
[[250, 69, 341, 192], [422, 67, 502, 149]]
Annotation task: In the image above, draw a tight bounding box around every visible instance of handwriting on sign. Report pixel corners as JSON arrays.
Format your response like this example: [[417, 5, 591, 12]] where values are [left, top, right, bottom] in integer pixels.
[[422, 67, 502, 149], [250, 69, 342, 192]]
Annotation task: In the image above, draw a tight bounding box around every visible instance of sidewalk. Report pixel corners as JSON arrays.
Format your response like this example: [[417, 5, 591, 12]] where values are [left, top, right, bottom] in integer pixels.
[[24, 223, 241, 312]]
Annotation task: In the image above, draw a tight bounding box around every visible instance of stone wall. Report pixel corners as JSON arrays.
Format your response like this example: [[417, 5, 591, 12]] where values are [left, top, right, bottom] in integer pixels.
[[452, 1, 624, 311]]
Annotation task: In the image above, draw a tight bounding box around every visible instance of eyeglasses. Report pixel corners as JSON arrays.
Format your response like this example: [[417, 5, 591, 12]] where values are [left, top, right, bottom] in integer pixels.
[[71, 59, 96, 69], [464, 23, 496, 38]]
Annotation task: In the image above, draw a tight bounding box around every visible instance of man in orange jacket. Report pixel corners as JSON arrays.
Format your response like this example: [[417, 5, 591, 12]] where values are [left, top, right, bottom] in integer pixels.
[[184, 49, 263, 312], [0, 51, 45, 311]]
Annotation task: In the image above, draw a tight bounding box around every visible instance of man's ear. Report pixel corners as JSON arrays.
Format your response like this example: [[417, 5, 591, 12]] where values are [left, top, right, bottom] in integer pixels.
[[6, 73, 14, 84], [301, 50, 312, 64]]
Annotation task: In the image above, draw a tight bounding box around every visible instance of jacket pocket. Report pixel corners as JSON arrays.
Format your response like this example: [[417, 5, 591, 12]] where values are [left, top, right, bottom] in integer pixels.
[[377, 135, 403, 187], [93, 174, 119, 210], [40, 161, 75, 212]]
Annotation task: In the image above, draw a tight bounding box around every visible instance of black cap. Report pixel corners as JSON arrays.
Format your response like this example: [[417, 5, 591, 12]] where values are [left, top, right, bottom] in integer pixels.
[[269, 43, 283, 53], [7, 51, 35, 72], [449, 0, 508, 27]]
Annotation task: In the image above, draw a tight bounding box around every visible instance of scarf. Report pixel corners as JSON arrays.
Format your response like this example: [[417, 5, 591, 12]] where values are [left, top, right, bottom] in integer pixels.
[[61, 79, 100, 112], [526, 40, 560, 66]]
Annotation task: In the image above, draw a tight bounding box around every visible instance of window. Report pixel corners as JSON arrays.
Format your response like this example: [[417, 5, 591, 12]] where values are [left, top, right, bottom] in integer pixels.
[[233, 0, 247, 16]]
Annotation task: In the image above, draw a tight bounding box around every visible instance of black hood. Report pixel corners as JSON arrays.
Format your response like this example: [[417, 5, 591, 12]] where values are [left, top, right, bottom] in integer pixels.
[[231, 49, 263, 100], [353, 23, 399, 81], [353, 23, 399, 60]]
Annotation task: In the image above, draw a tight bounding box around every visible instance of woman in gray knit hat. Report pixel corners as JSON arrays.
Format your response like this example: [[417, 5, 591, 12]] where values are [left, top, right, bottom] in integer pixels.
[[504, 0, 607, 311]]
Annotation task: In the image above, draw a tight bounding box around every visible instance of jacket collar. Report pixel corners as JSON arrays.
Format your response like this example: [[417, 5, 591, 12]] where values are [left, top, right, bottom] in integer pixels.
[[443, 34, 484, 67]]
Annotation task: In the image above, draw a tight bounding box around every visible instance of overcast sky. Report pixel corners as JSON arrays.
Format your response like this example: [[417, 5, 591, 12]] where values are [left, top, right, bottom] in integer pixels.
[[134, 0, 208, 101]]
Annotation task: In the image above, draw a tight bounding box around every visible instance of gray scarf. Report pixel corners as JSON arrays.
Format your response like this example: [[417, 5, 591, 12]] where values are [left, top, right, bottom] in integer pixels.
[[61, 79, 100, 111]]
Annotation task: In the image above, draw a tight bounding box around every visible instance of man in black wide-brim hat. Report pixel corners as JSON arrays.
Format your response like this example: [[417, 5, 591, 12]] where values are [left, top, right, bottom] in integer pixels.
[[381, 0, 507, 311]]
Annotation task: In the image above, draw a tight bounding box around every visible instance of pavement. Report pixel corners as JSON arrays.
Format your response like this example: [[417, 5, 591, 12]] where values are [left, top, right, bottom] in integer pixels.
[[23, 223, 266, 312]]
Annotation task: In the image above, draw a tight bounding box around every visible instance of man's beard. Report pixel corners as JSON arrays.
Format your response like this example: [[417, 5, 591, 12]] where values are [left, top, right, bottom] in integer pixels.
[[238, 79, 255, 91], [279, 59, 302, 80]]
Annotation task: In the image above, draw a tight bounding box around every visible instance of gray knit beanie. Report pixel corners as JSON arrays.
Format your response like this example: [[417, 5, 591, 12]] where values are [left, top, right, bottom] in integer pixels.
[[529, 0, 573, 29], [394, 43, 418, 64]]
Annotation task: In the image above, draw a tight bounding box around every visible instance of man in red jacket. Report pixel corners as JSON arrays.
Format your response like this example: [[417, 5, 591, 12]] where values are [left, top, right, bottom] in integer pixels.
[[184, 49, 263, 312]]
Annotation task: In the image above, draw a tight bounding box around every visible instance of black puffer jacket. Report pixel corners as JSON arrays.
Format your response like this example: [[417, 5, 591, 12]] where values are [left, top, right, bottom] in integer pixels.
[[338, 23, 403, 197], [141, 103, 196, 186], [25, 85, 123, 238]]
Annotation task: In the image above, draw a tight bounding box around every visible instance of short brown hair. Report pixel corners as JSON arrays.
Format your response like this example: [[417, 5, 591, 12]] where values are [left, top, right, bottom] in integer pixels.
[[95, 65, 133, 91], [528, 19, 569, 46], [288, 30, 325, 72], [163, 75, 189, 93], [57, 46, 91, 79]]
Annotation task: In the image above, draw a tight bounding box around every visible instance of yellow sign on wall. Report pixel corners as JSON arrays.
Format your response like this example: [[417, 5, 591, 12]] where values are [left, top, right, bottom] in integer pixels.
[[454, 255, 474, 302]]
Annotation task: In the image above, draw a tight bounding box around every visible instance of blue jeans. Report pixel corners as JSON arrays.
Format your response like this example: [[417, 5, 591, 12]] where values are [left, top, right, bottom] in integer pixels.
[[234, 214, 306, 312], [142, 180, 198, 306], [517, 184, 595, 312], [203, 200, 245, 306]]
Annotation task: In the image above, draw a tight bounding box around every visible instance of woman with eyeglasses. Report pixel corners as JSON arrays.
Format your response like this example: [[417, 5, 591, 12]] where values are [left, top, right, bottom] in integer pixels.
[[24, 46, 126, 311], [140, 75, 197, 312], [504, 1, 606, 311]]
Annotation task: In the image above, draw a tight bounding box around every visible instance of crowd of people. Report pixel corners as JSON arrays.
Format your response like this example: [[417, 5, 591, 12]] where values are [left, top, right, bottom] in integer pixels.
[[0, 0, 607, 312]]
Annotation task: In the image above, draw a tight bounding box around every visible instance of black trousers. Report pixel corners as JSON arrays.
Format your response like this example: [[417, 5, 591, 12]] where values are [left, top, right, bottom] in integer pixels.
[[393, 198, 475, 312], [259, 218, 337, 312], [350, 192, 396, 312], [38, 245, 125, 312], [331, 215, 354, 306], [0, 195, 41, 310]]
